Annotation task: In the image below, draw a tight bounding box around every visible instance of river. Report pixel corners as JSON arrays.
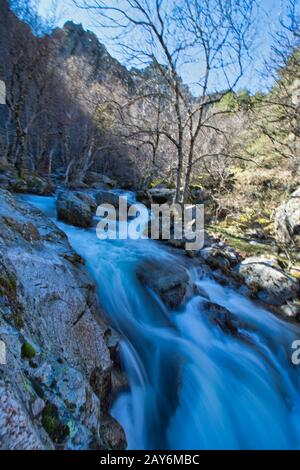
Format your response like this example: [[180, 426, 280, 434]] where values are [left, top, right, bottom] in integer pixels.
[[20, 193, 300, 450]]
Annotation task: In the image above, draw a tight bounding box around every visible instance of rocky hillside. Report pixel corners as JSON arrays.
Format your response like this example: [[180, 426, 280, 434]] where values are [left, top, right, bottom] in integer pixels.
[[0, 189, 125, 449]]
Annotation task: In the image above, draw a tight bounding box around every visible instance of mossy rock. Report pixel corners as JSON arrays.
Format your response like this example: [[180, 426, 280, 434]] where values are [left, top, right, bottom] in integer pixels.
[[13, 312, 24, 329], [42, 403, 70, 444], [26, 176, 52, 195], [0, 273, 17, 299], [21, 342, 36, 360], [9, 178, 28, 193]]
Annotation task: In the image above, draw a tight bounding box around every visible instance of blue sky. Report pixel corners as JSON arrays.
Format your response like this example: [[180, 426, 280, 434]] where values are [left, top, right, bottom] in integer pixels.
[[36, 0, 285, 93]]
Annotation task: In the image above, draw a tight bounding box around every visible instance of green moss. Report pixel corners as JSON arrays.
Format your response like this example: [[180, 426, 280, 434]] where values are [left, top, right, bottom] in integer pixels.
[[0, 273, 17, 298], [13, 312, 24, 329], [10, 178, 27, 193], [149, 178, 175, 189], [42, 403, 70, 444], [207, 225, 275, 258], [21, 342, 36, 360]]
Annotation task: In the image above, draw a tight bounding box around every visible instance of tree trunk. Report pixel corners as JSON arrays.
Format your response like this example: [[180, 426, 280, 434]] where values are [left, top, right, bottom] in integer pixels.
[[183, 143, 195, 203]]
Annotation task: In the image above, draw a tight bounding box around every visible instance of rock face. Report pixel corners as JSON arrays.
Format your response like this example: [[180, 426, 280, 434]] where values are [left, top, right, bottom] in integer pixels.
[[53, 21, 134, 90], [236, 256, 299, 306], [275, 187, 300, 244], [136, 259, 189, 309], [57, 191, 93, 228], [0, 189, 126, 449]]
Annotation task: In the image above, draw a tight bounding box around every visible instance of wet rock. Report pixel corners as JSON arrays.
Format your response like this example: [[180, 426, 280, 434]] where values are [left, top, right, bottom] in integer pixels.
[[201, 300, 240, 336], [280, 300, 300, 321], [275, 187, 300, 244], [26, 176, 53, 195], [136, 258, 189, 309], [9, 178, 28, 193], [0, 189, 125, 449], [74, 191, 97, 211], [99, 415, 127, 450], [95, 190, 122, 208], [199, 247, 234, 270], [8, 176, 53, 195], [236, 256, 299, 306], [57, 191, 93, 228]]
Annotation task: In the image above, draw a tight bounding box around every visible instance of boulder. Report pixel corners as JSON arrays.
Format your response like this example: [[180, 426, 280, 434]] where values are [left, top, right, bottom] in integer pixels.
[[95, 190, 122, 207], [149, 188, 175, 205], [57, 191, 93, 228], [0, 189, 125, 449], [26, 176, 53, 195], [136, 188, 175, 207], [9, 176, 53, 195], [274, 187, 300, 244], [9, 178, 28, 193], [95, 190, 129, 211], [199, 246, 238, 270], [200, 300, 240, 336], [136, 258, 189, 309], [85, 172, 117, 189], [280, 300, 300, 321], [74, 191, 97, 211], [236, 256, 299, 306], [189, 187, 210, 204]]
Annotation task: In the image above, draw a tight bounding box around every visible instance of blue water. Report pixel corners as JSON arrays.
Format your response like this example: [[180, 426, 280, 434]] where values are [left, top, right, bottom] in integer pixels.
[[20, 193, 300, 450]]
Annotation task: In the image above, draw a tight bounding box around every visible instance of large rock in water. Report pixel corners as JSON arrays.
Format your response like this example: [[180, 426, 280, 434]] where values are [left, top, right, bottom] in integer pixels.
[[274, 187, 300, 244], [200, 301, 241, 336], [0, 189, 126, 450], [136, 259, 189, 309], [95, 190, 122, 207], [57, 191, 93, 227], [236, 256, 299, 306]]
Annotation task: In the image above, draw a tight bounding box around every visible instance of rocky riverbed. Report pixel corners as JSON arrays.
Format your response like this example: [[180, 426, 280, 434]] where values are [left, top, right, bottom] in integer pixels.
[[0, 185, 300, 450]]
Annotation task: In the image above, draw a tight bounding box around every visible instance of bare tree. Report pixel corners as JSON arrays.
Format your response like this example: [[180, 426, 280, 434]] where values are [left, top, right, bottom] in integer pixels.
[[74, 0, 257, 201], [255, 0, 300, 174]]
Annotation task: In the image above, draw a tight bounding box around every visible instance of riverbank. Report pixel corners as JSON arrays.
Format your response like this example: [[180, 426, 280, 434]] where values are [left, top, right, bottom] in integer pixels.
[[0, 189, 125, 450]]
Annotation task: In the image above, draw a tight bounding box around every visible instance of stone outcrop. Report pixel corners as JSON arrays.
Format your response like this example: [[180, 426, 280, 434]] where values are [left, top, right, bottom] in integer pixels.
[[0, 189, 125, 449]]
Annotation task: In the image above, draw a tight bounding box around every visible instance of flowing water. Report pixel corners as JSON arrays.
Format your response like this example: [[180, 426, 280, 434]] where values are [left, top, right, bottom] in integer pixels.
[[21, 193, 300, 450]]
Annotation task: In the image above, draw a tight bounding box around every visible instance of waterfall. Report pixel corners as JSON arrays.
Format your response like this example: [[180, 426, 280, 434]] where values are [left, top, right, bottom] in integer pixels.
[[21, 193, 300, 450]]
